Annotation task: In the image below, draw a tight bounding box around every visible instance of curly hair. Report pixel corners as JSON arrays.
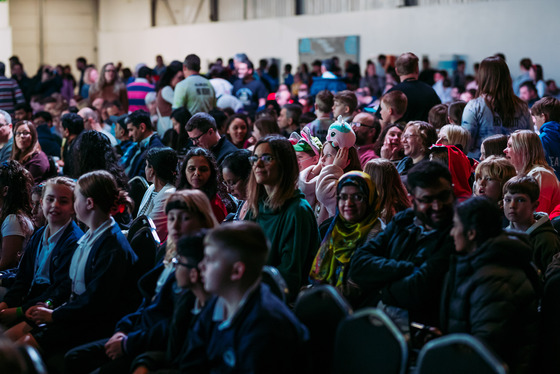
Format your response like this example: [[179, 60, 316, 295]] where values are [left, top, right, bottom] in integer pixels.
[[177, 147, 235, 212], [71, 130, 129, 189], [0, 160, 33, 225]]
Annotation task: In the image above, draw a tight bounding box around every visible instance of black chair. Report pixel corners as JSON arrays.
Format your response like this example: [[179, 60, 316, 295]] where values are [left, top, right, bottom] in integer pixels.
[[333, 307, 408, 374], [127, 214, 154, 243], [294, 285, 352, 374], [414, 333, 508, 374], [18, 345, 48, 374], [128, 176, 149, 217], [129, 226, 160, 278], [262, 266, 290, 304]]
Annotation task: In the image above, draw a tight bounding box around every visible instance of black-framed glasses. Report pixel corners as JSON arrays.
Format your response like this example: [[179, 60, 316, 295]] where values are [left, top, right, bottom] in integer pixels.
[[190, 129, 209, 144], [171, 257, 197, 269], [248, 154, 274, 165], [414, 189, 453, 205], [351, 122, 375, 129]]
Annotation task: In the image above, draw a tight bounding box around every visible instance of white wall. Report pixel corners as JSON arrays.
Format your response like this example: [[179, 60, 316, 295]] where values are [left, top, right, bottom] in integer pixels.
[[10, 0, 97, 75], [96, 0, 560, 82]]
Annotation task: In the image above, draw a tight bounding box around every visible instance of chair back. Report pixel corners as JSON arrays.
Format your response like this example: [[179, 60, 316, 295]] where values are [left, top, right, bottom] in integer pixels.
[[18, 345, 48, 374], [414, 333, 509, 374], [333, 307, 408, 374], [262, 265, 290, 304], [128, 176, 149, 217], [127, 214, 154, 243], [294, 285, 352, 374], [129, 226, 159, 278]]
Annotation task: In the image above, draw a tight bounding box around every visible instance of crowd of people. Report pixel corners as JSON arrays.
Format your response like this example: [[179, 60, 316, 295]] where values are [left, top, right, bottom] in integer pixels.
[[0, 49, 559, 374]]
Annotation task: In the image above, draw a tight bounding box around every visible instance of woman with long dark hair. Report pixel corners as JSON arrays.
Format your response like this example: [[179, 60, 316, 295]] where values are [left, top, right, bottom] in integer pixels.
[[462, 56, 531, 159]]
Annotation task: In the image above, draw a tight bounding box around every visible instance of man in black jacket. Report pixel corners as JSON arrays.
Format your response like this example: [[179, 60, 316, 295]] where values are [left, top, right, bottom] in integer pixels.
[[349, 161, 455, 331]]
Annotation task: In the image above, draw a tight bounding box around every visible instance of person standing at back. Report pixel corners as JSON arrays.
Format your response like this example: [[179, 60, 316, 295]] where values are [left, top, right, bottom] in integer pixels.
[[377, 53, 441, 124], [173, 54, 216, 115]]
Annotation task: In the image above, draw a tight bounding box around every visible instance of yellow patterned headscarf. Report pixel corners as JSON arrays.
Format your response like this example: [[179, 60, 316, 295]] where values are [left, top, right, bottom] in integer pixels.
[[310, 171, 381, 287]]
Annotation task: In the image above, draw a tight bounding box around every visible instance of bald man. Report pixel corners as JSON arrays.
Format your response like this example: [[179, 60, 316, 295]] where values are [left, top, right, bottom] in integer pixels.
[[78, 107, 118, 146], [351, 112, 381, 167]]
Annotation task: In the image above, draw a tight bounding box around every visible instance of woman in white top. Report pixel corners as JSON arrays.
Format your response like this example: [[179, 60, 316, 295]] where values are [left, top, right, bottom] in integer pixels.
[[0, 160, 34, 271], [137, 147, 178, 241]]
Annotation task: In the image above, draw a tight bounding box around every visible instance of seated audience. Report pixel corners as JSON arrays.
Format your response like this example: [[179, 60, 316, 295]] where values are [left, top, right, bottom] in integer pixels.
[[0, 177, 82, 327], [530, 96, 560, 178], [349, 161, 455, 329], [299, 122, 361, 224], [178, 221, 309, 373], [480, 133, 508, 161], [245, 135, 319, 298], [11, 121, 51, 184], [441, 196, 539, 374], [137, 147, 178, 241], [220, 149, 252, 220], [364, 158, 411, 224], [379, 90, 407, 129], [0, 161, 34, 271], [310, 171, 383, 293], [504, 129, 560, 215], [224, 114, 249, 149], [396, 121, 437, 176], [503, 175, 560, 276], [186, 113, 237, 165], [375, 122, 405, 163], [5, 171, 139, 361], [64, 190, 218, 374], [178, 147, 230, 222]]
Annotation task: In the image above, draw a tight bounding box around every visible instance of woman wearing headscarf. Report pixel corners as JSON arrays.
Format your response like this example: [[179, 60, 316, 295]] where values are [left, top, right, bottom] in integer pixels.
[[309, 171, 383, 289]]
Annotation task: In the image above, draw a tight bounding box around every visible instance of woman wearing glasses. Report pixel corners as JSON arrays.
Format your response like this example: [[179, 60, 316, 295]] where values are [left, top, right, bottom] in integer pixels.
[[309, 171, 383, 293], [245, 135, 319, 300], [396, 121, 437, 177], [11, 121, 50, 184], [88, 62, 129, 113]]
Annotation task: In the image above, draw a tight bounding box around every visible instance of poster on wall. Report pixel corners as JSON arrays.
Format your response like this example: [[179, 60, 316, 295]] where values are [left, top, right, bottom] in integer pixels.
[[299, 35, 360, 67]]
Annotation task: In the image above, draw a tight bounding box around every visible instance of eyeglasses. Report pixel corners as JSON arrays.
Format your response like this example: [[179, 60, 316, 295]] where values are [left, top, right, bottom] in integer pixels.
[[351, 122, 375, 129], [223, 178, 241, 188], [15, 131, 31, 137], [338, 193, 366, 202], [414, 189, 453, 205], [171, 257, 197, 269], [249, 154, 274, 165], [190, 130, 209, 145]]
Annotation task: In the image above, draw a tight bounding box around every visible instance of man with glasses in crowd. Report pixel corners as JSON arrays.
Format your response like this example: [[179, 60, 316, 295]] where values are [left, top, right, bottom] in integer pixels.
[[0, 110, 13, 163], [185, 113, 237, 164], [348, 161, 455, 336], [351, 112, 381, 167]]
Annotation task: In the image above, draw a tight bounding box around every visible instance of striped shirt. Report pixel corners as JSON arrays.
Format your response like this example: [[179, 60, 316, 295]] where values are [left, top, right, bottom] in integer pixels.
[[0, 76, 25, 115], [126, 78, 155, 112]]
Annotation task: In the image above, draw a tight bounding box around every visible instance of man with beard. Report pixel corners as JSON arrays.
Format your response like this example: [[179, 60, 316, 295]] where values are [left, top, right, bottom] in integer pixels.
[[348, 161, 455, 333]]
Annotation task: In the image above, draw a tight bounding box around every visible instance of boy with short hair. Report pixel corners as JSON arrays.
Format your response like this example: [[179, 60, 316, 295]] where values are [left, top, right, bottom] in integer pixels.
[[333, 90, 358, 122], [379, 90, 407, 129], [305, 89, 334, 142], [448, 101, 467, 125], [428, 103, 449, 131], [530, 96, 560, 178], [130, 232, 212, 373], [504, 175, 560, 276], [180, 221, 309, 373]]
